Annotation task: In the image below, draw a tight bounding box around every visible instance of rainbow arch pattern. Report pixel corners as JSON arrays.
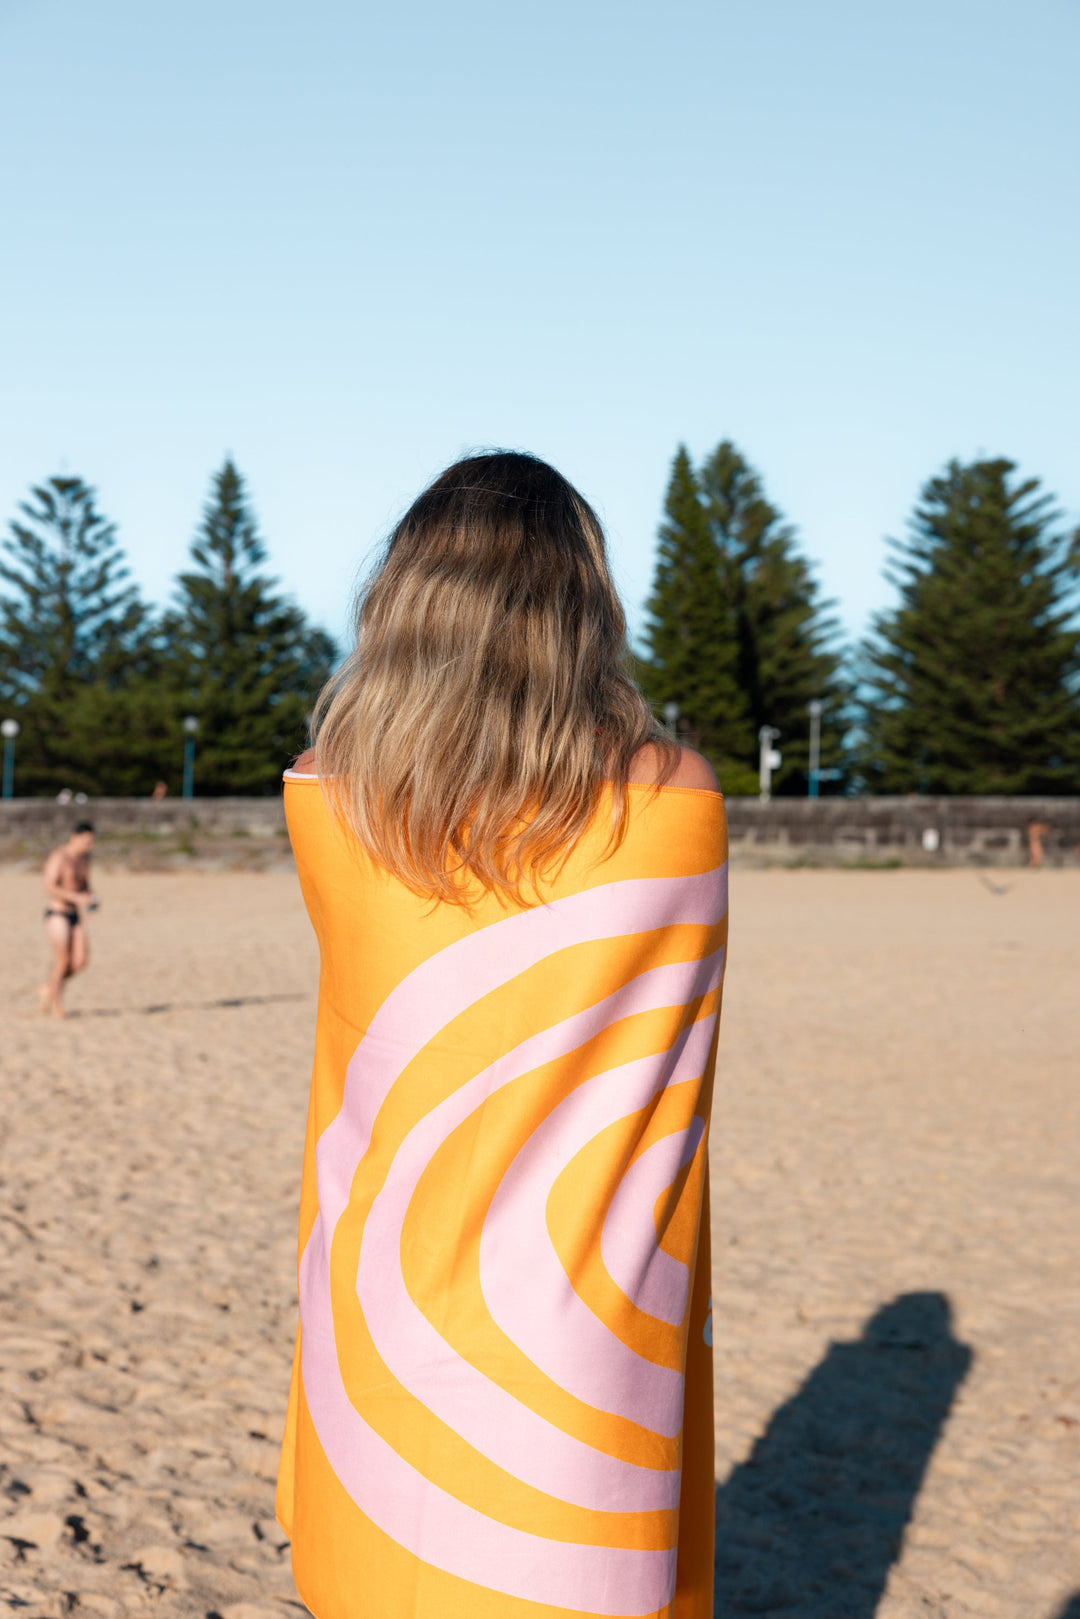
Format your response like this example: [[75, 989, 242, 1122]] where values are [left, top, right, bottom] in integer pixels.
[[277, 775, 728, 1619]]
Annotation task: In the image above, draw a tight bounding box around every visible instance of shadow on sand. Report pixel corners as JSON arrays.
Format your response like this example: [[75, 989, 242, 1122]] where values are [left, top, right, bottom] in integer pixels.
[[714, 1291, 972, 1617], [65, 991, 310, 1019]]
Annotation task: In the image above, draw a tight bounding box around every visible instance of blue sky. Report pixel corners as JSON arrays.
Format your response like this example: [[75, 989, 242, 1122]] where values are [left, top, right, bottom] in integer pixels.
[[1, 0, 1077, 652]]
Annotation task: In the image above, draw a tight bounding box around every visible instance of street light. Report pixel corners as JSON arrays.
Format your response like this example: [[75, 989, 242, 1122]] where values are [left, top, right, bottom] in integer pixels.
[[182, 716, 199, 799], [808, 699, 823, 797], [1, 718, 18, 799], [662, 701, 680, 738], [758, 725, 781, 802]]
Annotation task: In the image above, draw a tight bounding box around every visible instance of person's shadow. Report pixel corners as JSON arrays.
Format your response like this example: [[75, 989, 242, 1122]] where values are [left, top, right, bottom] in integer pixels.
[[714, 1292, 972, 1616]]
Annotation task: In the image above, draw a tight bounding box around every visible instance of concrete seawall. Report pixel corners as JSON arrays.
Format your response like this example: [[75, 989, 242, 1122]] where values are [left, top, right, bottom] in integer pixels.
[[0, 797, 293, 870], [724, 796, 1080, 867], [3, 794, 1079, 869]]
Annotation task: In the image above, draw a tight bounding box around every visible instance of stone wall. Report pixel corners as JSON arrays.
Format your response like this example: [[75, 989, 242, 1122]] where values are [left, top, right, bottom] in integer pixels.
[[0, 797, 290, 870], [2, 794, 1079, 869], [724, 795, 1080, 867]]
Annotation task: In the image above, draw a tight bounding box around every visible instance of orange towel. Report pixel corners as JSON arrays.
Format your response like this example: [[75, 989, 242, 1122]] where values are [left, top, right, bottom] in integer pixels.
[[276, 775, 728, 1619]]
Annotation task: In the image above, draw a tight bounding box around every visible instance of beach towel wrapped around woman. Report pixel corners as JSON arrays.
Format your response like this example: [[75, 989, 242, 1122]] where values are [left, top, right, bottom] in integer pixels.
[[275, 454, 728, 1619]]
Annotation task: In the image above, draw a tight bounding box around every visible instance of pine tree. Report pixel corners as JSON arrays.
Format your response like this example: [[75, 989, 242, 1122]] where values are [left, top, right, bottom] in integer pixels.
[[164, 459, 336, 793], [698, 442, 848, 794], [0, 477, 147, 701], [0, 476, 165, 794], [640, 447, 753, 784], [641, 442, 847, 793], [861, 458, 1080, 793]]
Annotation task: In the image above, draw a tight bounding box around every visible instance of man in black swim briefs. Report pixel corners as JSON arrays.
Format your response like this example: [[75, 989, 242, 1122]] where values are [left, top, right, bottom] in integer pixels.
[[40, 820, 97, 1018]]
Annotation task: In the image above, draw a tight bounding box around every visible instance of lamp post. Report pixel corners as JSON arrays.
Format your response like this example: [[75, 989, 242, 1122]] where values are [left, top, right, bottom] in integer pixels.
[[182, 716, 199, 799], [662, 701, 679, 739], [758, 725, 781, 802], [1, 719, 18, 799], [808, 699, 822, 797]]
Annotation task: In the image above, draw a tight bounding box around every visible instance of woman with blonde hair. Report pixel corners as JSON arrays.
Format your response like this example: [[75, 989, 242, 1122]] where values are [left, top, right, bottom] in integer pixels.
[[277, 452, 728, 1619]]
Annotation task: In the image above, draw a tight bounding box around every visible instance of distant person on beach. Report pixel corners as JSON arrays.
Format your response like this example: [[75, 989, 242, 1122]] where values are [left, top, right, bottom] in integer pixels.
[[40, 820, 97, 1018], [276, 453, 728, 1619], [1026, 816, 1050, 868]]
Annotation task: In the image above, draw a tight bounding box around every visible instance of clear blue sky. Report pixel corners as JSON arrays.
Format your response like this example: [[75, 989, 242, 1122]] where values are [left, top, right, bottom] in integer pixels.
[[2, 0, 1078, 651]]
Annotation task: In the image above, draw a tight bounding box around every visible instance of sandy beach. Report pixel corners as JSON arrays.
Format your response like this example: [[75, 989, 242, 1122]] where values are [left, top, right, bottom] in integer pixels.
[[1, 865, 1077, 1618]]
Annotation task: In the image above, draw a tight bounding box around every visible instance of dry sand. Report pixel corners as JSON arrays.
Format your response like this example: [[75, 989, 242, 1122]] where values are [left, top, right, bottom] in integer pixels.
[[0, 866, 1077, 1619]]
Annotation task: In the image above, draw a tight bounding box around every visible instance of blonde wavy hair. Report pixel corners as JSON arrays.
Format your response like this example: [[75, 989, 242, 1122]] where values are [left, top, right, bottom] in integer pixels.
[[312, 452, 674, 901]]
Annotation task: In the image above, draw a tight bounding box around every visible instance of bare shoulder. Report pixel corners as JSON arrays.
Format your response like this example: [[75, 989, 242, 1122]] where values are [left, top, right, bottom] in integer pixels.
[[627, 743, 721, 792], [668, 747, 721, 791], [289, 748, 317, 774]]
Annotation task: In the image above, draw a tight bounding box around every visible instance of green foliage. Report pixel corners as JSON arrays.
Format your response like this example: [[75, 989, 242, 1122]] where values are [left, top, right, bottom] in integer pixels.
[[699, 442, 848, 792], [0, 465, 336, 796], [0, 477, 168, 794], [0, 476, 147, 703], [6, 676, 186, 798], [860, 458, 1080, 793], [641, 442, 847, 793], [639, 447, 752, 778], [162, 459, 336, 794]]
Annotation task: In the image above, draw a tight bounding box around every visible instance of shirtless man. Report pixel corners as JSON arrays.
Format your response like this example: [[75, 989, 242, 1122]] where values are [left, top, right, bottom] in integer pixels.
[[40, 820, 98, 1018]]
